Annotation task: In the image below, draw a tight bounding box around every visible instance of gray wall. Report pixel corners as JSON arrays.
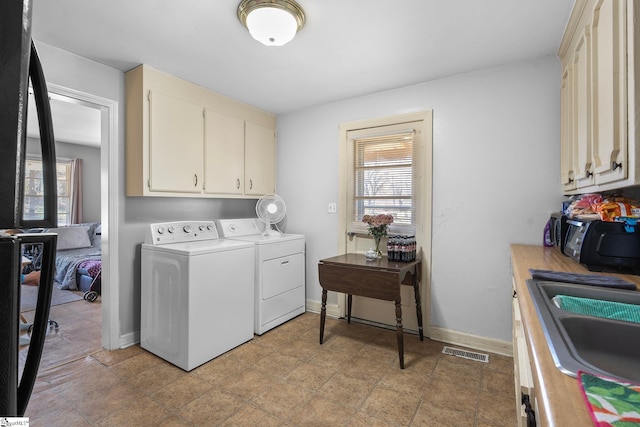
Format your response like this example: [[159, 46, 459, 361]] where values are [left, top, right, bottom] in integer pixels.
[[26, 138, 101, 223], [57, 142, 101, 223], [277, 56, 564, 344]]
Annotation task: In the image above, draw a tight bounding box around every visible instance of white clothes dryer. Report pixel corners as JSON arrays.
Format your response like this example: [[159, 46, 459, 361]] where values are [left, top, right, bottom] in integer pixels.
[[141, 221, 255, 371], [216, 218, 305, 335]]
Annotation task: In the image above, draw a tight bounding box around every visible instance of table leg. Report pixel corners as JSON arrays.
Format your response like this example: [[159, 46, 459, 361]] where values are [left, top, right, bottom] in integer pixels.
[[395, 298, 404, 369], [320, 289, 327, 344], [413, 273, 424, 341], [347, 294, 352, 324]]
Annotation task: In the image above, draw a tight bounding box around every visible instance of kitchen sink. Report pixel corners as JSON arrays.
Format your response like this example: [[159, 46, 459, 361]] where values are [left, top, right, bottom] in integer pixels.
[[526, 279, 640, 382]]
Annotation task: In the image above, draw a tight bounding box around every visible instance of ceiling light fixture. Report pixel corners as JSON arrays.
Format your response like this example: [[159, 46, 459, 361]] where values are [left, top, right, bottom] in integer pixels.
[[237, 0, 305, 47]]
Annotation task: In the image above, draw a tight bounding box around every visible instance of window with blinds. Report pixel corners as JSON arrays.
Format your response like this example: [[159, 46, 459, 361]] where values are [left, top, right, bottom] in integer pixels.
[[349, 129, 416, 233], [24, 158, 72, 226]]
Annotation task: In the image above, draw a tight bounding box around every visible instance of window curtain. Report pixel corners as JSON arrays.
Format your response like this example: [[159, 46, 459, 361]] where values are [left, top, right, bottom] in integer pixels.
[[69, 158, 83, 224]]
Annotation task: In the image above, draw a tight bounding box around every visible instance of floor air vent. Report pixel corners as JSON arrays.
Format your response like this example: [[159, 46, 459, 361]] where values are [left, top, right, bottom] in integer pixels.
[[442, 346, 489, 363]]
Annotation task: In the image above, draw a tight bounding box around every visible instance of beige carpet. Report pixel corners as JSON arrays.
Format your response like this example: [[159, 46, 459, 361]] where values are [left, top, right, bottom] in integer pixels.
[[20, 284, 83, 312]]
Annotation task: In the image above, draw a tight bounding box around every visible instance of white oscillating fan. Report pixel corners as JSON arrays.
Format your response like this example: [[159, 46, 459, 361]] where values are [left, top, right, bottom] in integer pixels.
[[256, 194, 287, 236]]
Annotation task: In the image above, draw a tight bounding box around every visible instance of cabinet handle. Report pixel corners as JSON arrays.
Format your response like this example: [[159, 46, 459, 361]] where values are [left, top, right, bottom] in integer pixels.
[[194, 174, 198, 187], [586, 170, 593, 178], [521, 393, 536, 427], [612, 160, 623, 171], [249, 179, 253, 190], [236, 178, 240, 189]]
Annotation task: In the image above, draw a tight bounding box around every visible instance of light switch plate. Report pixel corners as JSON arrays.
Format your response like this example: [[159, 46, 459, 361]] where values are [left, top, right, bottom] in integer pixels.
[[328, 202, 337, 213]]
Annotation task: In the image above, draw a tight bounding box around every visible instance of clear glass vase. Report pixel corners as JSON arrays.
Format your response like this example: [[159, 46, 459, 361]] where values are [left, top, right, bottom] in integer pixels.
[[365, 236, 383, 259]]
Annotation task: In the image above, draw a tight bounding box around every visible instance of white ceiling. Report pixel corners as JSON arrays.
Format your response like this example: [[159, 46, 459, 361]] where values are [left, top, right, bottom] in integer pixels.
[[31, 0, 575, 117]]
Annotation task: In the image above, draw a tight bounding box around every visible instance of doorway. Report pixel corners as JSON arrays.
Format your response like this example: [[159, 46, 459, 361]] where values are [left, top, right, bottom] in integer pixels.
[[337, 111, 433, 335], [37, 83, 119, 350]]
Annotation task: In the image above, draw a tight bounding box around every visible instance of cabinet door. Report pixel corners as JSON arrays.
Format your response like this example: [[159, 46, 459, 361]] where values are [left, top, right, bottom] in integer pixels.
[[512, 283, 535, 427], [204, 110, 244, 195], [591, 0, 627, 184], [244, 121, 276, 196], [561, 65, 578, 192], [573, 31, 596, 188], [149, 91, 204, 193]]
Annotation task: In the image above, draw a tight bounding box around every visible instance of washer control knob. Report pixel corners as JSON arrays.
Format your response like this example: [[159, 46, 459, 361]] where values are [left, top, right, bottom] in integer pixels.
[[207, 225, 214, 231], [157, 227, 165, 235], [183, 225, 192, 233], [199, 225, 206, 231], [167, 226, 175, 234]]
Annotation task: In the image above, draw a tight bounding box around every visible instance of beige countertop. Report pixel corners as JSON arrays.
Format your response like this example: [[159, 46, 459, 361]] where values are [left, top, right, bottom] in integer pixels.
[[510, 244, 640, 427]]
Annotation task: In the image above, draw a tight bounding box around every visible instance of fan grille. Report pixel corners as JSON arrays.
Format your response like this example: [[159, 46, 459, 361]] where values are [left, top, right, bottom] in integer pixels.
[[256, 194, 286, 223]]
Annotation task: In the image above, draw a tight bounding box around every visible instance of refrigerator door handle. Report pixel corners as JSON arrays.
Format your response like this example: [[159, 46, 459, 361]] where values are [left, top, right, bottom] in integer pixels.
[[24, 41, 57, 229], [16, 232, 57, 416]]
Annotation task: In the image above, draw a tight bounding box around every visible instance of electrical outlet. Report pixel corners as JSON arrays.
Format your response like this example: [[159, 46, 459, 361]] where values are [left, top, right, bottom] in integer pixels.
[[328, 202, 337, 213]]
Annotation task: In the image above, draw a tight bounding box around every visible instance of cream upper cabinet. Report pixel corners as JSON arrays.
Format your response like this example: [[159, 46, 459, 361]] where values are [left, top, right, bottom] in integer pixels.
[[560, 65, 578, 192], [244, 121, 276, 196], [573, 29, 594, 188], [126, 64, 276, 198], [204, 110, 244, 195], [590, 0, 627, 185], [559, 0, 637, 194], [148, 91, 204, 193]]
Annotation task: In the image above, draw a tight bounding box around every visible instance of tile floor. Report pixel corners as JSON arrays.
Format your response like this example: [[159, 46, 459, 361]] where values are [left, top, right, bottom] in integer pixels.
[[20, 298, 517, 426]]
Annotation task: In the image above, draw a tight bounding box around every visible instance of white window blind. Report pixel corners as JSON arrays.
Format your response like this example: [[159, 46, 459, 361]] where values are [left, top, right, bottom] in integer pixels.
[[24, 158, 72, 226], [349, 128, 416, 234]]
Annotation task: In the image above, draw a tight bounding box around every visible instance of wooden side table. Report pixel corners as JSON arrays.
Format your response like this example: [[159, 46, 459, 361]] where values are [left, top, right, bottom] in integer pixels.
[[318, 253, 423, 368]]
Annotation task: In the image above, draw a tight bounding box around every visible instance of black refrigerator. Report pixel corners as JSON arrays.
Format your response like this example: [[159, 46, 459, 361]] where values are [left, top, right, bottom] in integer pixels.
[[1, 0, 60, 417]]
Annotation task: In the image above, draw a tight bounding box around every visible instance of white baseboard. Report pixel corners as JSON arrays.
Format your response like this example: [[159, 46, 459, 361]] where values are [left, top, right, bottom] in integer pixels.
[[429, 325, 513, 357], [306, 299, 341, 319], [119, 330, 139, 349]]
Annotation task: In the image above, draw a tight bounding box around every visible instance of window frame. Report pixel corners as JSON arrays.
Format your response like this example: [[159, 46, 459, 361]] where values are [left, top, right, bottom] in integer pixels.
[[346, 122, 421, 237], [349, 127, 417, 235], [24, 156, 72, 226]]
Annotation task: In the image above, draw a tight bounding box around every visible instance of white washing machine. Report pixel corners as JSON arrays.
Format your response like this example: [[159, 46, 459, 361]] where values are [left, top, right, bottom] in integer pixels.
[[216, 218, 305, 335], [140, 221, 255, 371]]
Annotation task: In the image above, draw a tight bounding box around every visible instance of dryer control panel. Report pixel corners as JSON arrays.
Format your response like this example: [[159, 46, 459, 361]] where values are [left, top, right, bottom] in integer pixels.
[[216, 218, 265, 237], [145, 221, 219, 245]]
